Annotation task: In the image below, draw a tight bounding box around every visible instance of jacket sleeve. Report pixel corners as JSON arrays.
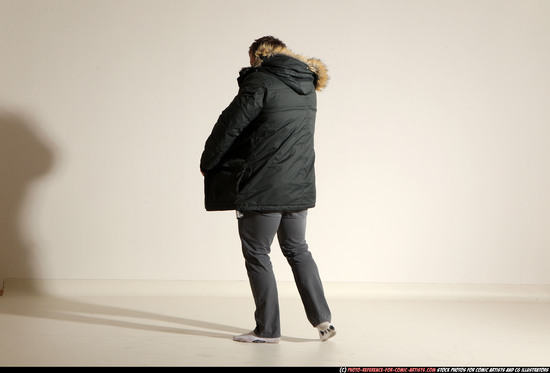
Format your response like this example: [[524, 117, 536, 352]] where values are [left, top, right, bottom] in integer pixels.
[[200, 77, 265, 172]]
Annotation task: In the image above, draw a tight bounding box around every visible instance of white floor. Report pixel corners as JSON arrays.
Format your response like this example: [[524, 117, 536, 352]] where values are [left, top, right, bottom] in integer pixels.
[[0, 279, 549, 367]]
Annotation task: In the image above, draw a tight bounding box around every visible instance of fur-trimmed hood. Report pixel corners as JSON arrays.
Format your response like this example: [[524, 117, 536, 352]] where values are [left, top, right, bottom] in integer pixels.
[[250, 44, 329, 92]]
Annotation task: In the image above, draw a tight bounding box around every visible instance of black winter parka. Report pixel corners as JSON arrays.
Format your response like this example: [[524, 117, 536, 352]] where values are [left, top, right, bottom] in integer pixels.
[[200, 47, 329, 212]]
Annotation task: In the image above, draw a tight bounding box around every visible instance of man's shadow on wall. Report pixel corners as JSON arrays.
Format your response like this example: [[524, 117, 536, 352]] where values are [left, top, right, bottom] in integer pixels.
[[0, 111, 55, 292]]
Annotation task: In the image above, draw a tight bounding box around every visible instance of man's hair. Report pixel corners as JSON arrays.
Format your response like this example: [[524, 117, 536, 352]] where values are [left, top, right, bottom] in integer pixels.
[[249, 36, 286, 56]]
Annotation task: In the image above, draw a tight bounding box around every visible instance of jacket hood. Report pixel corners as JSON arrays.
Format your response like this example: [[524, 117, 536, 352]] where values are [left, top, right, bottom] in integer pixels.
[[251, 44, 329, 92]]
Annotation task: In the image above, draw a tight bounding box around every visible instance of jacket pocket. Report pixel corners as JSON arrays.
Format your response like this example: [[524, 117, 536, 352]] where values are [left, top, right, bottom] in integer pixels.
[[205, 159, 244, 207]]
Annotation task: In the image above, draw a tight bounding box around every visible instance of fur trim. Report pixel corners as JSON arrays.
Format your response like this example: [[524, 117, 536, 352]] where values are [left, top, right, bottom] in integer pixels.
[[253, 44, 329, 91]]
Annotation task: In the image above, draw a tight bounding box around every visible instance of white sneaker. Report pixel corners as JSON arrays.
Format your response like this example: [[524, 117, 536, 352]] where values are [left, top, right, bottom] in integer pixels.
[[233, 331, 281, 343], [316, 322, 336, 341]]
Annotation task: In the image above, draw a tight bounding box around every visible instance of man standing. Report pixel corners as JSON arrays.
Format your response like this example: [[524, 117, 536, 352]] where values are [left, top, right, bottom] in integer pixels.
[[200, 36, 335, 343]]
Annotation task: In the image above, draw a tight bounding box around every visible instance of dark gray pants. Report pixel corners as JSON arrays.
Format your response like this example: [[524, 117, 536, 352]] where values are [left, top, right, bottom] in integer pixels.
[[237, 210, 331, 338]]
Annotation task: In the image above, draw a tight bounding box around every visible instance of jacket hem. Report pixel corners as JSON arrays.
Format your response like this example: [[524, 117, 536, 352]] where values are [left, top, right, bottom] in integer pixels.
[[205, 204, 315, 212]]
